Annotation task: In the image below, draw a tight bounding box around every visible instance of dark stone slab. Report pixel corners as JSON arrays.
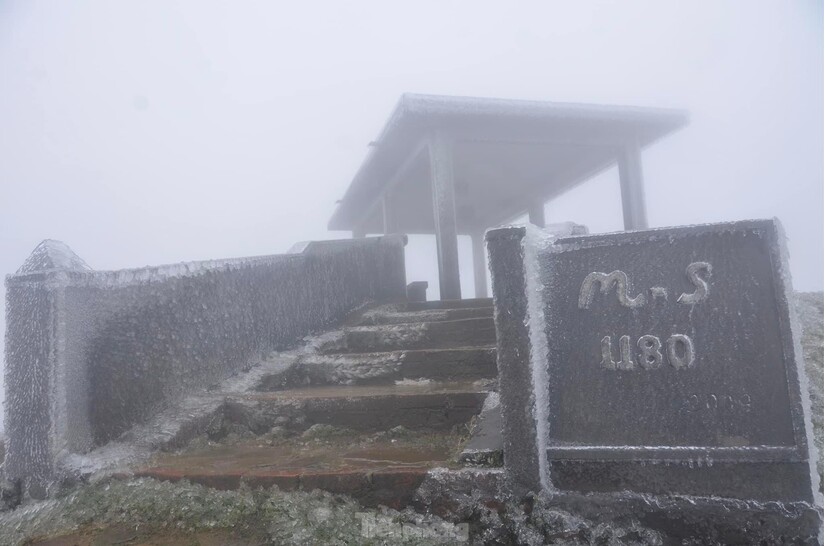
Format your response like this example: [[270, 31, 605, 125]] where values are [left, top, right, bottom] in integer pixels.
[[459, 393, 504, 467], [487, 219, 819, 504]]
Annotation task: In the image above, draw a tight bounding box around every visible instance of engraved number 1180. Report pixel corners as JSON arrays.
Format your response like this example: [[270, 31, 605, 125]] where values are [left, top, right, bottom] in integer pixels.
[[600, 334, 695, 370]]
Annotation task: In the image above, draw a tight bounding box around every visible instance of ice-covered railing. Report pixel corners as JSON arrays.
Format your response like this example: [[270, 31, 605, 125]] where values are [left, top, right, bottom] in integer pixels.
[[4, 235, 406, 497]]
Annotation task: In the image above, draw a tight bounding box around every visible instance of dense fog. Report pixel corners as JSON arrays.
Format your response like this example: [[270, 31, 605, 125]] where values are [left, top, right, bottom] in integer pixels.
[[0, 1, 822, 429]]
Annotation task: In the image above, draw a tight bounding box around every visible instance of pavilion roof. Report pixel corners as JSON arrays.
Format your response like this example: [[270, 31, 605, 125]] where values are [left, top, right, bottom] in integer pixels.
[[328, 94, 688, 234]]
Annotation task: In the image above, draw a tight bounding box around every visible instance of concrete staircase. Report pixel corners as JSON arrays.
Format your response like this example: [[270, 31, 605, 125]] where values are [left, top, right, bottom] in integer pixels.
[[135, 298, 499, 508]]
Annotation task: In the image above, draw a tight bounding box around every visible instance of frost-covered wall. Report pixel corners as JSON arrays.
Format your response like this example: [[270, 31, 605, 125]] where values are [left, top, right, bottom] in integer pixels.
[[4, 236, 406, 494]]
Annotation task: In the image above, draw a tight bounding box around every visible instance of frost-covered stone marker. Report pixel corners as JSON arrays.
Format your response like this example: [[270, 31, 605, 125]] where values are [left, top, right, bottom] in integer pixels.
[[487, 219, 820, 506]]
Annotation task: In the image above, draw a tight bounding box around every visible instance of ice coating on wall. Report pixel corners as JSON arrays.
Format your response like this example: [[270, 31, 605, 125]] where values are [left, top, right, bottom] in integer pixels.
[[4, 235, 406, 495], [772, 220, 823, 508], [485, 222, 592, 493], [485, 226, 541, 491], [521, 224, 553, 491], [15, 240, 91, 275], [4, 282, 55, 495]]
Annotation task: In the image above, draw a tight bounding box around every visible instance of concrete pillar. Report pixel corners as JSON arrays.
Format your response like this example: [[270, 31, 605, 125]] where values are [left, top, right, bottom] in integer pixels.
[[5, 240, 93, 498], [471, 231, 489, 298], [429, 131, 462, 300], [381, 192, 397, 234], [528, 203, 546, 228], [617, 139, 648, 230]]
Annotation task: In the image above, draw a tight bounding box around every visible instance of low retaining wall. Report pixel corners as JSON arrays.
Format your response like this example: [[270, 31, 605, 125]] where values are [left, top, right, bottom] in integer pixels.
[[4, 236, 406, 494]]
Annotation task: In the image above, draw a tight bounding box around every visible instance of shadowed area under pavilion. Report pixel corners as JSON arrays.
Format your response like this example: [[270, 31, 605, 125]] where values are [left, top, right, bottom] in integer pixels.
[[329, 93, 688, 299]]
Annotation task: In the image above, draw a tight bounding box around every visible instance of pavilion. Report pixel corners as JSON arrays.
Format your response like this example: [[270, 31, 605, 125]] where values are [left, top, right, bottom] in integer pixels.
[[328, 94, 688, 300]]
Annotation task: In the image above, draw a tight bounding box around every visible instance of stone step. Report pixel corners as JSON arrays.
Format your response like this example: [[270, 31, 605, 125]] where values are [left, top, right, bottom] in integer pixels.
[[404, 297, 493, 311], [134, 428, 466, 508], [355, 305, 493, 326], [400, 347, 497, 382], [458, 392, 504, 468], [222, 380, 490, 433], [326, 317, 496, 353], [257, 347, 497, 390]]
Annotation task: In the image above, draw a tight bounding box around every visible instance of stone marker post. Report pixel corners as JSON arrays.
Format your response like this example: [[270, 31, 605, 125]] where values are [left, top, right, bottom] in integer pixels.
[[487, 219, 819, 505], [4, 241, 94, 498]]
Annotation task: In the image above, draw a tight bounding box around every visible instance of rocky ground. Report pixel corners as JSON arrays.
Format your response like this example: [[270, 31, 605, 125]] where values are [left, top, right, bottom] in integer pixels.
[[0, 476, 676, 545], [0, 293, 822, 545]]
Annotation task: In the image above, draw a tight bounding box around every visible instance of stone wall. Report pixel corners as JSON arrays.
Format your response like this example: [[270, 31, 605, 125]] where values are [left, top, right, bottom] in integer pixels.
[[4, 236, 406, 494]]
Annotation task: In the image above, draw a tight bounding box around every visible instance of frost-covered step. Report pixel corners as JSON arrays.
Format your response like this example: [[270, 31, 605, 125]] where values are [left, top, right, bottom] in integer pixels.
[[404, 297, 493, 311], [399, 347, 497, 381], [327, 317, 496, 353], [133, 428, 467, 508], [355, 305, 493, 326], [137, 463, 432, 510], [257, 347, 497, 389], [223, 381, 490, 432]]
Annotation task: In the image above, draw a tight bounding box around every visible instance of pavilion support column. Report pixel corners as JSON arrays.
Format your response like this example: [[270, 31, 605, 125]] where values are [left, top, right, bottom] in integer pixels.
[[471, 230, 488, 298], [528, 203, 546, 228], [381, 192, 397, 234], [617, 138, 648, 230], [429, 132, 462, 301]]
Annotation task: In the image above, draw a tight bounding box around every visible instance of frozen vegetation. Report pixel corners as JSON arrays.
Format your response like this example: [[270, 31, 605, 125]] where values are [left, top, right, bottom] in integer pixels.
[[0, 478, 453, 545], [0, 478, 665, 545]]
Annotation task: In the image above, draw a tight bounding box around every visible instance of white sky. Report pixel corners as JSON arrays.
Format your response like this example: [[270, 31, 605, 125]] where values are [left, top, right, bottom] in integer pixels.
[[0, 2, 822, 310]]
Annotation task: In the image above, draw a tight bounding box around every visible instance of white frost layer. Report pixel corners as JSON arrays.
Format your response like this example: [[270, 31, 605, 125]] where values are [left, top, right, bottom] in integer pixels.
[[481, 391, 500, 412], [775, 220, 823, 509], [395, 378, 433, 386], [522, 224, 555, 491]]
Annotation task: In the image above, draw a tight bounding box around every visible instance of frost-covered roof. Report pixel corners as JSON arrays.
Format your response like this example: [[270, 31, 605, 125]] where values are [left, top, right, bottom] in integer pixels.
[[328, 93, 688, 234], [16, 239, 92, 274]]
